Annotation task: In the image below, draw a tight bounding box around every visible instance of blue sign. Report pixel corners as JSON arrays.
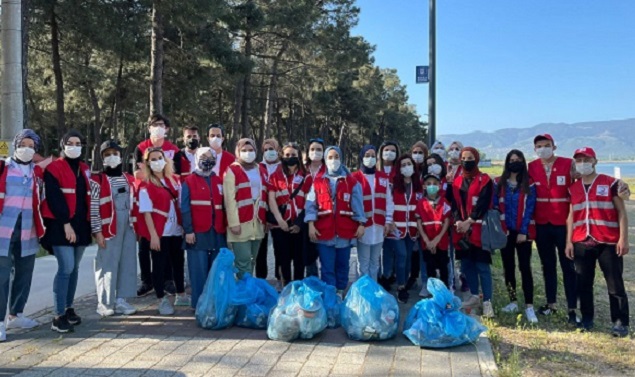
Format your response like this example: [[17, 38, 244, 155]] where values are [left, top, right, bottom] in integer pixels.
[[416, 66, 429, 84]]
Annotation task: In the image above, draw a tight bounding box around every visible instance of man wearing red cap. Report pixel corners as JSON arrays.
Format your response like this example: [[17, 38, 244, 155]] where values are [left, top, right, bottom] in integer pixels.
[[565, 147, 629, 336]]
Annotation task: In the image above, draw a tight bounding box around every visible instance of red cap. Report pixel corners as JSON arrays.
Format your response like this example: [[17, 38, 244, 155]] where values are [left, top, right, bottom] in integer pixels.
[[533, 134, 554, 144], [573, 147, 596, 159]]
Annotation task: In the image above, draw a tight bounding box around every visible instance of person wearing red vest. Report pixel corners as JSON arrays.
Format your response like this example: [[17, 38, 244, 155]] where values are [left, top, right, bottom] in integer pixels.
[[565, 147, 629, 336], [90, 140, 138, 318], [450, 147, 495, 318], [493, 150, 538, 324], [303, 138, 327, 277], [380, 154, 422, 304], [224, 138, 268, 278], [135, 148, 188, 315], [133, 114, 181, 297], [268, 142, 309, 286], [0, 129, 44, 342], [207, 123, 236, 178], [305, 146, 366, 297], [445, 140, 465, 293], [407, 141, 429, 292], [174, 126, 201, 183], [415, 174, 451, 288], [351, 145, 395, 282], [377, 141, 400, 179], [181, 147, 226, 309], [411, 141, 430, 184], [41, 130, 92, 333]]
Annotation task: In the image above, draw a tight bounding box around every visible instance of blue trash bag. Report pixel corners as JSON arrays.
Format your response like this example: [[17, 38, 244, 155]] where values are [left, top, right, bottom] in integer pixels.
[[195, 248, 238, 330], [403, 278, 487, 348], [302, 276, 343, 328], [341, 275, 400, 341], [267, 281, 328, 341], [233, 273, 279, 329]]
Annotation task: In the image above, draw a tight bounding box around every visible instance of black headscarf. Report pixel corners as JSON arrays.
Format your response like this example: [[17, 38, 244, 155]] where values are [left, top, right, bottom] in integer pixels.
[[359, 144, 377, 174]]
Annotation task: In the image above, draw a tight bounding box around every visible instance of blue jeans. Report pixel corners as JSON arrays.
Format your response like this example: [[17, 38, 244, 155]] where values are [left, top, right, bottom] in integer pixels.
[[53, 245, 86, 316], [461, 258, 493, 301], [187, 249, 219, 309], [357, 242, 382, 280], [317, 244, 351, 290], [382, 237, 414, 286], [0, 221, 36, 319]]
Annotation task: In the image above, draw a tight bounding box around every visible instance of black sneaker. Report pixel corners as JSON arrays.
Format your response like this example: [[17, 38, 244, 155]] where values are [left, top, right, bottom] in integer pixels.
[[577, 320, 594, 332], [405, 276, 417, 291], [164, 281, 177, 296], [65, 308, 81, 326], [137, 283, 154, 297], [397, 288, 409, 304], [51, 315, 74, 333], [568, 310, 580, 326], [612, 321, 629, 338], [388, 275, 396, 285], [538, 304, 556, 316]]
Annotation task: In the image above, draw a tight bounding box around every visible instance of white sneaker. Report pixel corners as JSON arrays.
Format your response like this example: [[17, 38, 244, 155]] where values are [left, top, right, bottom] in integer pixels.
[[419, 286, 431, 298], [115, 299, 137, 315], [158, 297, 175, 315], [525, 307, 538, 324], [482, 301, 495, 318], [96, 304, 115, 317], [6, 313, 39, 329], [0, 322, 6, 342], [174, 294, 191, 307], [462, 294, 481, 309], [501, 302, 519, 313]]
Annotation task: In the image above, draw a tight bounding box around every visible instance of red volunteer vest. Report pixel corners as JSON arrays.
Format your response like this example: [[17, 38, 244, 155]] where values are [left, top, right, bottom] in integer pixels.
[[351, 170, 389, 227], [184, 173, 226, 234], [134, 176, 181, 240], [269, 169, 307, 222], [528, 157, 573, 226], [217, 151, 236, 178], [452, 173, 492, 248], [390, 184, 421, 239], [0, 161, 45, 238], [227, 163, 267, 224], [41, 159, 91, 221], [179, 149, 193, 181], [137, 139, 180, 162], [495, 177, 536, 240], [416, 196, 451, 250], [313, 174, 359, 240], [91, 173, 135, 239], [305, 163, 326, 190], [569, 174, 620, 244]]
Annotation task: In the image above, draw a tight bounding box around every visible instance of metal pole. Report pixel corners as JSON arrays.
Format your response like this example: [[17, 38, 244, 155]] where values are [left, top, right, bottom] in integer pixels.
[[1, 0, 25, 154], [428, 0, 436, 148]]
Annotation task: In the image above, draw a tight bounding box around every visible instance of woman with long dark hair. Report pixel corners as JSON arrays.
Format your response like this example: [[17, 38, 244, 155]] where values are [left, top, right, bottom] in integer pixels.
[[303, 138, 326, 277]]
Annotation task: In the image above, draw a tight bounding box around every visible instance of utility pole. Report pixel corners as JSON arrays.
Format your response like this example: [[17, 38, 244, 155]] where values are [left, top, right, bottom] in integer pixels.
[[427, 0, 436, 148], [1, 0, 25, 155]]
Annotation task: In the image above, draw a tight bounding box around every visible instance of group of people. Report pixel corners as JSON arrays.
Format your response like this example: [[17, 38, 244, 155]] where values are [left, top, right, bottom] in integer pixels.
[[0, 116, 631, 342]]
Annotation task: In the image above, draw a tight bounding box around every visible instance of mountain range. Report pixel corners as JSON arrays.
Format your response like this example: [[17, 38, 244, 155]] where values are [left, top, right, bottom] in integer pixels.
[[438, 118, 635, 161]]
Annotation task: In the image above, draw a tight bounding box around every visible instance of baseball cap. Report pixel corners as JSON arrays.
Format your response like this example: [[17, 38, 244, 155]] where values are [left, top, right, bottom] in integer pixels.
[[533, 134, 554, 144], [423, 173, 441, 183], [100, 140, 122, 155], [573, 147, 596, 159]]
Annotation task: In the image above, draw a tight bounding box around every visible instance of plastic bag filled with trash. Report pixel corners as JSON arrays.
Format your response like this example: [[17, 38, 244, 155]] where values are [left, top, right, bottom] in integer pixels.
[[233, 273, 279, 329], [302, 276, 343, 328], [341, 275, 400, 341], [195, 248, 238, 330], [267, 281, 328, 341], [403, 278, 487, 348]]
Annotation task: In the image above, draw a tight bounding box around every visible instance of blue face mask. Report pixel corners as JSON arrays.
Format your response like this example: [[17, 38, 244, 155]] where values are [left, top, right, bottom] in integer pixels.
[[426, 185, 440, 196]]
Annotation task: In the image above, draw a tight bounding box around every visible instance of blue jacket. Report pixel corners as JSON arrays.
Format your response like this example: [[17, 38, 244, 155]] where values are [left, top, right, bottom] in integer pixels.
[[492, 181, 536, 235]]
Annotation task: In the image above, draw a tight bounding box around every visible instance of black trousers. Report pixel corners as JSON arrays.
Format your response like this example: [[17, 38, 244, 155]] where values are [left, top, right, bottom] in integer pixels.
[[303, 222, 319, 277], [255, 232, 272, 279], [140, 236, 184, 299], [423, 249, 449, 287], [271, 228, 305, 284], [574, 242, 629, 326], [501, 231, 534, 305], [535, 224, 577, 309], [138, 239, 173, 287], [410, 247, 421, 280]]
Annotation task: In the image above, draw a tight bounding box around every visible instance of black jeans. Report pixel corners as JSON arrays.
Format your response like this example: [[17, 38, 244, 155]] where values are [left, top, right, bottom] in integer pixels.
[[410, 246, 421, 280], [501, 231, 534, 305], [138, 239, 173, 287], [535, 224, 577, 309], [423, 249, 449, 287], [140, 236, 184, 299], [574, 242, 629, 326], [271, 228, 305, 284], [255, 232, 271, 279]]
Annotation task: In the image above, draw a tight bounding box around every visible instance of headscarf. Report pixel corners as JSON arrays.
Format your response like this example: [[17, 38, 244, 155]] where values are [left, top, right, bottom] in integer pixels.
[[461, 146, 481, 180], [235, 138, 258, 169], [13, 129, 41, 151], [60, 129, 85, 160], [431, 141, 447, 161], [324, 146, 350, 177], [358, 144, 376, 174], [194, 147, 216, 176], [448, 140, 464, 164]]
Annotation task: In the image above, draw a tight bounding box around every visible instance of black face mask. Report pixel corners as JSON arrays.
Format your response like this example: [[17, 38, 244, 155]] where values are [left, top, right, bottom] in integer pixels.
[[186, 139, 199, 150], [282, 157, 299, 167], [508, 161, 524, 173], [462, 160, 477, 172]]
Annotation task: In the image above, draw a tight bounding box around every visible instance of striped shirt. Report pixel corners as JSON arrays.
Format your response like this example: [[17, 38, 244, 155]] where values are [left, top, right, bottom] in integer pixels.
[[90, 175, 130, 234]]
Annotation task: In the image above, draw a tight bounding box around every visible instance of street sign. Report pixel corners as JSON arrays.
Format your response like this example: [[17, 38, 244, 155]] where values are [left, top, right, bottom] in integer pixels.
[[416, 66, 429, 84], [0, 140, 10, 158]]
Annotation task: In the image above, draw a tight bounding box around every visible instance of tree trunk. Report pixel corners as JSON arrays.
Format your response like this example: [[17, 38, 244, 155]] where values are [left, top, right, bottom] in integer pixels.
[[149, 0, 164, 116], [263, 42, 288, 140], [232, 77, 243, 140], [50, 1, 65, 138], [240, 28, 252, 138], [110, 48, 125, 139], [87, 82, 103, 171]]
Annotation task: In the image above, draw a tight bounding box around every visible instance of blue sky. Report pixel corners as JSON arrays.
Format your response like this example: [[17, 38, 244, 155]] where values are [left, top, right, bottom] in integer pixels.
[[353, 1, 635, 135]]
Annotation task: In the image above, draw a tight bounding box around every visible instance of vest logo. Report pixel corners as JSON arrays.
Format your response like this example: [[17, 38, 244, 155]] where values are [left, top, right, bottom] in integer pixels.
[[293, 175, 303, 184], [379, 178, 388, 187], [416, 193, 423, 201], [596, 185, 609, 197], [343, 193, 351, 202], [557, 176, 566, 186], [472, 196, 478, 206], [218, 184, 223, 194]]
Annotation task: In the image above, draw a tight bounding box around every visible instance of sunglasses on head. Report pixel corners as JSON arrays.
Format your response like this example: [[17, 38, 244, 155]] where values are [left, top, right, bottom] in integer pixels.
[[309, 138, 324, 145]]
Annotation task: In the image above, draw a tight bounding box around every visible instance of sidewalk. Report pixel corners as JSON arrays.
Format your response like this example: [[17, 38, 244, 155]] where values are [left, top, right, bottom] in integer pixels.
[[0, 244, 498, 377]]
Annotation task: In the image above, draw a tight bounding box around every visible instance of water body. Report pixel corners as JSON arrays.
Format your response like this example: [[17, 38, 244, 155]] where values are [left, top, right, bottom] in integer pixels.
[[595, 162, 635, 178]]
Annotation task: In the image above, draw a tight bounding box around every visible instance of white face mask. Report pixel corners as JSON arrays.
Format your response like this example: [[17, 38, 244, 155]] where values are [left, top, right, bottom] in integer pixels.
[[400, 165, 414, 177], [575, 162, 594, 176], [15, 147, 35, 162], [428, 164, 442, 176], [149, 159, 166, 172], [103, 155, 122, 168], [536, 146, 553, 159], [309, 150, 323, 161], [448, 149, 460, 160], [64, 146, 82, 159], [412, 154, 424, 163], [240, 151, 256, 164], [362, 157, 377, 168], [150, 126, 166, 139], [326, 159, 341, 172], [209, 137, 223, 149], [382, 150, 397, 162], [264, 150, 278, 163], [432, 148, 447, 159]]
